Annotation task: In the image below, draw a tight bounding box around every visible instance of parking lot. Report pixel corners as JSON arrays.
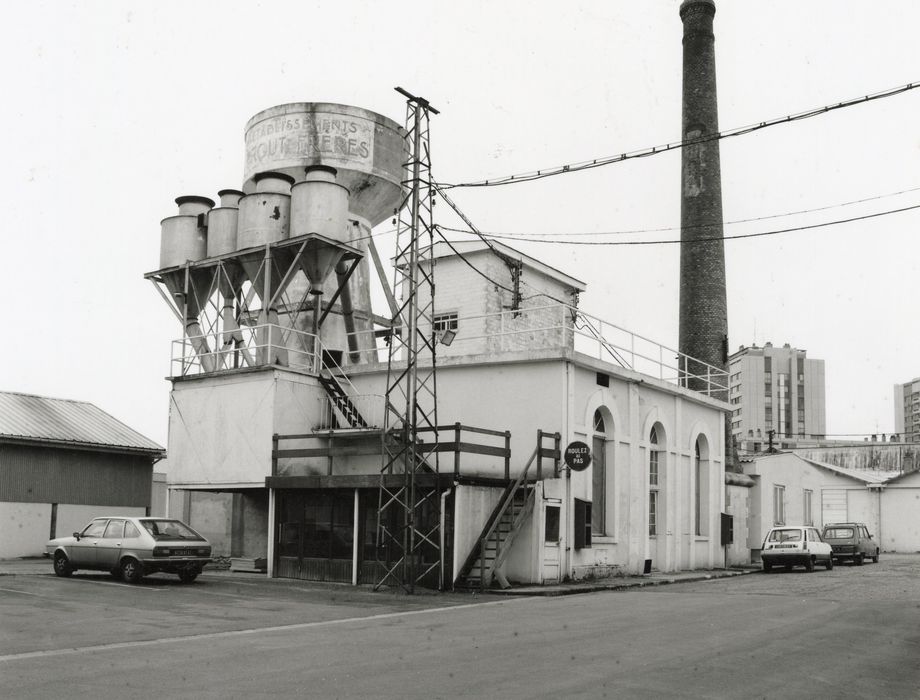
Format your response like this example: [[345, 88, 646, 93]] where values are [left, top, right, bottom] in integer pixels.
[[2, 554, 919, 698]]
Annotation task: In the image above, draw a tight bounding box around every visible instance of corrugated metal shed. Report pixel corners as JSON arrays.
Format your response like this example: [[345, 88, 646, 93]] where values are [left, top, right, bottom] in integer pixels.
[[0, 391, 163, 454]]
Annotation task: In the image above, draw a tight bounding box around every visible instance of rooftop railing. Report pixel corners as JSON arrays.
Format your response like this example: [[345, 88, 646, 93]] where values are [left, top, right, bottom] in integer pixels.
[[169, 302, 728, 397]]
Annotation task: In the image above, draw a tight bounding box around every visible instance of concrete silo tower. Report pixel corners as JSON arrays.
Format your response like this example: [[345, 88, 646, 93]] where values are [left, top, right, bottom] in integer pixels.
[[678, 0, 728, 400]]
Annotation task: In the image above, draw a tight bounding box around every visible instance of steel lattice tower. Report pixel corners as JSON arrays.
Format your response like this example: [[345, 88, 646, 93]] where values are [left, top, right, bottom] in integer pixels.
[[375, 88, 442, 592]]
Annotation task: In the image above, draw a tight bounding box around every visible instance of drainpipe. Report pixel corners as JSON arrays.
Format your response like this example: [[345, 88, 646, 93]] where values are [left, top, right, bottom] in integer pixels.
[[441, 487, 452, 591], [876, 486, 883, 550], [267, 488, 276, 579], [352, 489, 359, 586], [564, 464, 572, 580]]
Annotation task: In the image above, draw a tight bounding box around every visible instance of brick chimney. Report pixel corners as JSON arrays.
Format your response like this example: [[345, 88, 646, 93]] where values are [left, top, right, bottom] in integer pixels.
[[678, 0, 728, 398], [679, 0, 736, 468]]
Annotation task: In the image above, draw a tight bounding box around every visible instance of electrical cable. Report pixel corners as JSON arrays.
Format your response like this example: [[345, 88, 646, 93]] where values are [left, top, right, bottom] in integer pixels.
[[436, 80, 920, 190], [436, 184, 920, 238], [446, 202, 920, 246]]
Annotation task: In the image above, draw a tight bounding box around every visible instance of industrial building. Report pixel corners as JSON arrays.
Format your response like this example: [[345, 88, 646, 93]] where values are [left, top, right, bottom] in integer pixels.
[[894, 377, 920, 442], [0, 391, 165, 559], [727, 343, 827, 452], [742, 452, 920, 556], [148, 99, 731, 588]]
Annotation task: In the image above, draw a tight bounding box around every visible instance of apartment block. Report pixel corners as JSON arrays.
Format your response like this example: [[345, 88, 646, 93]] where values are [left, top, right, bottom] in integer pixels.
[[728, 343, 826, 451], [894, 378, 920, 442]]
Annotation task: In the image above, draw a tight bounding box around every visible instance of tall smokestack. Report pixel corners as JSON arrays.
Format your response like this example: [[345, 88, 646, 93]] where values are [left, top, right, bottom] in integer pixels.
[[679, 0, 728, 396], [679, 0, 735, 467]]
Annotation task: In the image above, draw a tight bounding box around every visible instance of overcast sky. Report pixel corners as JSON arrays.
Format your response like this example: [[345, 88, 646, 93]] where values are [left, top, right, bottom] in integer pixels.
[[1, 1, 917, 446]]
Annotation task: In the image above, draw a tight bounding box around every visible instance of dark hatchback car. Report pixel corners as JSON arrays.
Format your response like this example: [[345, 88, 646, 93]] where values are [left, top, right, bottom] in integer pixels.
[[46, 516, 211, 583], [821, 522, 879, 565]]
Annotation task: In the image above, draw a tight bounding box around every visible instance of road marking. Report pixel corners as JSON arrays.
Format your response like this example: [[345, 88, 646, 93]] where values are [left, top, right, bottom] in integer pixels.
[[64, 577, 162, 591], [0, 586, 44, 597], [0, 596, 533, 663]]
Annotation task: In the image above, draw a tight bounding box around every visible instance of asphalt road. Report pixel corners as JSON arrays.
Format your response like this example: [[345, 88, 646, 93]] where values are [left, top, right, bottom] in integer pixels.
[[2, 556, 919, 699]]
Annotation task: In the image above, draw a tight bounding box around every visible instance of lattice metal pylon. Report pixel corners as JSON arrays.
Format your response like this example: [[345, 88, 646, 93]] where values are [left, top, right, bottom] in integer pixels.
[[375, 88, 442, 593]]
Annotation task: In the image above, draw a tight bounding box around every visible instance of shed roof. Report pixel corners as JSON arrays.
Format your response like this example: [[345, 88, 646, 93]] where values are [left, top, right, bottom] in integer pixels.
[[798, 456, 896, 484], [0, 391, 163, 455]]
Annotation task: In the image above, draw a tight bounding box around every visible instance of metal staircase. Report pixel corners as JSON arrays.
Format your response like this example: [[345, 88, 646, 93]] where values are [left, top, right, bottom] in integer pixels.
[[317, 371, 370, 429], [459, 484, 535, 590], [455, 432, 559, 590]]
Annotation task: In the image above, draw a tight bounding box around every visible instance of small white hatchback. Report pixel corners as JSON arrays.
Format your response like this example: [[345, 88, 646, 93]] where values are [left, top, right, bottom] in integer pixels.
[[761, 525, 833, 573]]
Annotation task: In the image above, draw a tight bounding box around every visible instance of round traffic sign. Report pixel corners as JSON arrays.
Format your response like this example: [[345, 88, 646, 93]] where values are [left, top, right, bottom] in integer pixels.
[[564, 441, 592, 471]]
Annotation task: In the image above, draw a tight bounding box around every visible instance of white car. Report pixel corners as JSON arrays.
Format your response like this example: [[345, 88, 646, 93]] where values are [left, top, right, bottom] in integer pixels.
[[46, 516, 211, 583], [761, 525, 833, 573]]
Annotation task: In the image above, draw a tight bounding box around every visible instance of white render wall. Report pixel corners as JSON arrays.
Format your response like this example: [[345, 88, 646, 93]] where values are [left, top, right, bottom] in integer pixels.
[[0, 502, 146, 559], [880, 471, 920, 551], [424, 351, 727, 578], [0, 502, 50, 558], [56, 504, 147, 541], [168, 369, 325, 486]]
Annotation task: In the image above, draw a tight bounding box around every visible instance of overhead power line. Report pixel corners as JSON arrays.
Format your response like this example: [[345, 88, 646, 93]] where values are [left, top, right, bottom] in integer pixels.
[[437, 184, 920, 238], [450, 202, 920, 246], [436, 80, 920, 190]]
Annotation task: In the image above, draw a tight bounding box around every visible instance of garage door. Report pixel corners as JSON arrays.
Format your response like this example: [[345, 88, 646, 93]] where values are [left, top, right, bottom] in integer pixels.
[[821, 489, 847, 526]]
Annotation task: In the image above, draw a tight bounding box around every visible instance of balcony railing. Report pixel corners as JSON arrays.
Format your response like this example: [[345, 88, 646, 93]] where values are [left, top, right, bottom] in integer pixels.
[[169, 303, 728, 398], [170, 323, 322, 377]]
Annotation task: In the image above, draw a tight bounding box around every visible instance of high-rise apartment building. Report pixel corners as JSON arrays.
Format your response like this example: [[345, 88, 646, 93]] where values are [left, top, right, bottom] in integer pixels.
[[728, 343, 826, 450], [894, 378, 920, 442]]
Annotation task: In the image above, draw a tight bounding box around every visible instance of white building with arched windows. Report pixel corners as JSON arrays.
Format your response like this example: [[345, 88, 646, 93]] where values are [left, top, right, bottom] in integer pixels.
[[328, 242, 730, 582], [164, 240, 730, 586]]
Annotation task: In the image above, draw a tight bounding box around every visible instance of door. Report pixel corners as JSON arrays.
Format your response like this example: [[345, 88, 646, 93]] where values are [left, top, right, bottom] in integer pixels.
[[821, 490, 847, 525], [276, 490, 354, 582], [71, 519, 107, 567], [96, 519, 126, 569]]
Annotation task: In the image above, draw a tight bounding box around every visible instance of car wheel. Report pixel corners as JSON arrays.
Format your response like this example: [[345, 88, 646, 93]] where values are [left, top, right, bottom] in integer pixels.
[[856, 554, 864, 566], [762, 562, 772, 573], [825, 557, 834, 570], [121, 558, 144, 584], [784, 564, 793, 571], [872, 551, 879, 563], [805, 557, 815, 572], [53, 552, 73, 578], [177, 569, 198, 584]]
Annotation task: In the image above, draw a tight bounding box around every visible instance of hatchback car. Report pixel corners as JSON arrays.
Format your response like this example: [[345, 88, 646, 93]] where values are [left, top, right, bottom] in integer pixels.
[[46, 516, 211, 583], [821, 522, 879, 565], [761, 525, 833, 572]]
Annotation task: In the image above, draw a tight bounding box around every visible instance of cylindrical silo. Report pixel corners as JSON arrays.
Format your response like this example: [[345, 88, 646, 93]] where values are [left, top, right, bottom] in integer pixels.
[[160, 195, 213, 269], [292, 165, 350, 292], [159, 195, 216, 371], [207, 189, 246, 368], [237, 172, 293, 250], [207, 189, 244, 258]]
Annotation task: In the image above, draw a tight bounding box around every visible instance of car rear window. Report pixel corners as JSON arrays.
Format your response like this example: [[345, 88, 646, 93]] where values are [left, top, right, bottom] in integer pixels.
[[767, 528, 802, 543], [823, 527, 854, 539], [140, 519, 205, 541]]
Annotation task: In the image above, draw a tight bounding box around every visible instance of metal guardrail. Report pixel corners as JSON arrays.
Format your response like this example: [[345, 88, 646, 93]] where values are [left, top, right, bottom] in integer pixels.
[[169, 304, 728, 397], [340, 303, 729, 397], [170, 323, 322, 377]]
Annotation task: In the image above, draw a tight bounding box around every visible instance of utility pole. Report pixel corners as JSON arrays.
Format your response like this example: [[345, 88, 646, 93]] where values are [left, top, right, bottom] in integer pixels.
[[376, 87, 442, 593]]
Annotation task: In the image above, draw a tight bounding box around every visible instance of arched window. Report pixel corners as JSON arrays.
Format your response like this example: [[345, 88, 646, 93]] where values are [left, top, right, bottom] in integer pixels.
[[694, 440, 702, 536], [694, 436, 710, 536], [649, 427, 660, 537], [592, 409, 606, 534]]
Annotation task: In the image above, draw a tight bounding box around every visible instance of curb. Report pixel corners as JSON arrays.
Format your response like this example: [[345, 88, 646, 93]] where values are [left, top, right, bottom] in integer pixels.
[[482, 569, 756, 597]]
